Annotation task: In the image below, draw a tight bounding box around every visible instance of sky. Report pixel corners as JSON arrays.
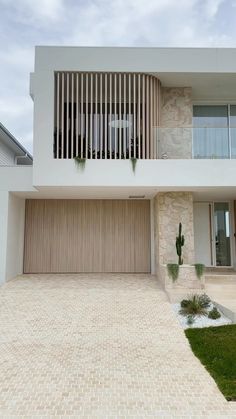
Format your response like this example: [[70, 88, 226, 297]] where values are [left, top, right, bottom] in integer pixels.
[[0, 0, 236, 154]]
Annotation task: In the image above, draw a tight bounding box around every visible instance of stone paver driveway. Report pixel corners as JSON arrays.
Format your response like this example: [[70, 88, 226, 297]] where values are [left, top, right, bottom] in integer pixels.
[[0, 274, 235, 418]]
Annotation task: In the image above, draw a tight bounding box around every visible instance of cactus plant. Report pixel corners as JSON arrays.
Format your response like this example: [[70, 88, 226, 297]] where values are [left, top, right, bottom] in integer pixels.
[[176, 222, 184, 265]]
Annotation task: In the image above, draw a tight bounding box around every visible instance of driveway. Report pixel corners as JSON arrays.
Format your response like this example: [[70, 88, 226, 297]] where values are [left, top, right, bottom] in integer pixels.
[[0, 274, 234, 417]]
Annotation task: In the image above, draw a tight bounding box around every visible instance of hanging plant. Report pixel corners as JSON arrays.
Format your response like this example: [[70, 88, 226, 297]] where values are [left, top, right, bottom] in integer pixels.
[[74, 157, 86, 171], [167, 263, 179, 282], [194, 263, 205, 279], [130, 157, 137, 174]]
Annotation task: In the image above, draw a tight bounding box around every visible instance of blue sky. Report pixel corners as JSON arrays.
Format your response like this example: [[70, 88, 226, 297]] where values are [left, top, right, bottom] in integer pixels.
[[0, 0, 236, 153]]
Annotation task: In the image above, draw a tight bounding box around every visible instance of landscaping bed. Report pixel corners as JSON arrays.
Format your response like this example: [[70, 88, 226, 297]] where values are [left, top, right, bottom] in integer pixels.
[[185, 325, 236, 401], [172, 294, 231, 329], [173, 301, 231, 329]]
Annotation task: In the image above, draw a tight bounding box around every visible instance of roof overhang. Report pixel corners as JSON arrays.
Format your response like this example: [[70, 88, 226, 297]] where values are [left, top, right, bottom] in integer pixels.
[[0, 123, 33, 162]]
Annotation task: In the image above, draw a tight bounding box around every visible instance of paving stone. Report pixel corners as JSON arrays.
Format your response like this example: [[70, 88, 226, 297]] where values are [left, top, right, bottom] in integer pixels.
[[0, 274, 235, 417]]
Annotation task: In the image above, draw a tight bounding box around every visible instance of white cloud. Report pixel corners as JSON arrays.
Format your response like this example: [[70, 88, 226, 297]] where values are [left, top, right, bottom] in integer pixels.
[[204, 0, 224, 18], [0, 0, 64, 22], [0, 0, 235, 153]]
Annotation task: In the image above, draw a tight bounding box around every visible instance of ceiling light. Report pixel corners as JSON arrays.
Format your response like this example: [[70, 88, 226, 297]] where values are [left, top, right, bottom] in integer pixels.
[[109, 119, 131, 129]]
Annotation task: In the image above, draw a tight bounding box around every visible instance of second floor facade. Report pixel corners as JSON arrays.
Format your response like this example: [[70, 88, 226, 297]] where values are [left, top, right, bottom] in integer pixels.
[[30, 46, 236, 187]]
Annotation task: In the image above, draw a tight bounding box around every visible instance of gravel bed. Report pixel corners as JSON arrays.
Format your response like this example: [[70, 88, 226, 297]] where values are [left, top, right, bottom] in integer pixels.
[[172, 302, 232, 329]]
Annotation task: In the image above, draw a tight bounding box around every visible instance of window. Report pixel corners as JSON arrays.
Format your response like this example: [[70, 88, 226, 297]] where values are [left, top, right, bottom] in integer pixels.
[[193, 105, 236, 159], [193, 105, 229, 159]]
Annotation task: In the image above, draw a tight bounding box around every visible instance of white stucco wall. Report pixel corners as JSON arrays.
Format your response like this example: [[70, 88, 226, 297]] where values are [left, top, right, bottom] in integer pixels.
[[0, 166, 34, 191], [33, 158, 236, 189], [0, 192, 26, 283], [0, 167, 35, 284], [6, 194, 25, 281], [0, 191, 9, 284]]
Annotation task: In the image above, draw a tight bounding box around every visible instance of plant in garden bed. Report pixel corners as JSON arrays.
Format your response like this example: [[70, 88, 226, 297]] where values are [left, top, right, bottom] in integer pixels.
[[167, 263, 179, 282], [194, 263, 205, 279], [179, 294, 210, 317], [176, 222, 184, 265], [186, 314, 195, 326], [208, 306, 221, 319]]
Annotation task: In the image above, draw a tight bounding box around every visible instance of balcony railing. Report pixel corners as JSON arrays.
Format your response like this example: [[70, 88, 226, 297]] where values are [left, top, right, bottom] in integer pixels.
[[155, 127, 236, 159]]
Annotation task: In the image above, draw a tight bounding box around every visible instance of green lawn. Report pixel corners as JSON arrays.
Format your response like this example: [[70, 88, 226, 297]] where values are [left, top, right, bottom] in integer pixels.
[[185, 325, 236, 401]]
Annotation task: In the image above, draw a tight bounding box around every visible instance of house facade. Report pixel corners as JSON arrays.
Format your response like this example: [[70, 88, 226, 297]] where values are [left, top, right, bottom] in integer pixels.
[[1, 47, 236, 291]]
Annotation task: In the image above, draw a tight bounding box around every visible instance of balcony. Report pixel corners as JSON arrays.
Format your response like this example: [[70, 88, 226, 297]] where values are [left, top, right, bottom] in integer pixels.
[[53, 73, 236, 161]]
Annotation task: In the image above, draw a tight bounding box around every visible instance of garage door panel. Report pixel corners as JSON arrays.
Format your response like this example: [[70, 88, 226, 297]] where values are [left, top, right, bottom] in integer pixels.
[[24, 200, 53, 273], [24, 199, 150, 273]]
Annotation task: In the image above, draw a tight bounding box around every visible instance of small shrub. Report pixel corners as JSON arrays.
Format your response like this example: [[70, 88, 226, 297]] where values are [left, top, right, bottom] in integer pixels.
[[187, 315, 195, 326], [208, 307, 221, 320], [167, 263, 179, 282], [198, 294, 211, 309], [180, 299, 190, 308], [194, 263, 205, 279], [179, 294, 208, 317]]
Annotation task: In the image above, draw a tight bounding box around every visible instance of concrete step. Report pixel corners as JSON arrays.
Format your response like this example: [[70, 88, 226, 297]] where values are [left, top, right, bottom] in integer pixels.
[[205, 275, 236, 322], [212, 299, 236, 323]]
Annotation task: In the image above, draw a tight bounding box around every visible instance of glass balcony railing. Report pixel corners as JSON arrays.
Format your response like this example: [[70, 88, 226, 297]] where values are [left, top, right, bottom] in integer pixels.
[[154, 127, 236, 159]]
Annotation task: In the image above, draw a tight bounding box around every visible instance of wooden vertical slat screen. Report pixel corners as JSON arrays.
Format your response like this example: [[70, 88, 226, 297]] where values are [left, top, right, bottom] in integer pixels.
[[85, 73, 88, 158], [109, 73, 112, 156], [128, 73, 131, 158], [90, 73, 93, 156], [100, 73, 103, 157], [142, 74, 146, 159], [71, 73, 74, 158], [114, 73, 117, 159], [66, 73, 69, 158], [76, 73, 79, 157], [138, 74, 141, 158], [54, 71, 160, 159], [123, 73, 126, 159], [133, 74, 136, 158], [105, 73, 108, 159], [80, 73, 83, 158]]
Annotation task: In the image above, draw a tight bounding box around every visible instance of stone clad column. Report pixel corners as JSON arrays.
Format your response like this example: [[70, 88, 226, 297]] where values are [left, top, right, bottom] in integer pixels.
[[154, 192, 200, 292], [155, 192, 195, 265], [159, 87, 192, 159]]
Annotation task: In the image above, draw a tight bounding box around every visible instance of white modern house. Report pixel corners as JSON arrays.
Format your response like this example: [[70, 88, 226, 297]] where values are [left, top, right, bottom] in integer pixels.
[[1, 46, 236, 296]]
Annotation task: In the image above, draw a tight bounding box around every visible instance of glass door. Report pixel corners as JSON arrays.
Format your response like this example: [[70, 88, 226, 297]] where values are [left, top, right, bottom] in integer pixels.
[[214, 202, 231, 266]]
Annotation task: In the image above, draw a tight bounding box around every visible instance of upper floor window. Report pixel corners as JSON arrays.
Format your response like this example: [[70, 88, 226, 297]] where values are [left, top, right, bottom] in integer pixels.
[[193, 105, 236, 159]]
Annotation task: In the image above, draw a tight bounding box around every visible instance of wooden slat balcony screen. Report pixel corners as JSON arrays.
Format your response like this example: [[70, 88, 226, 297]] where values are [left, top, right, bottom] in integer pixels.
[[54, 72, 160, 159]]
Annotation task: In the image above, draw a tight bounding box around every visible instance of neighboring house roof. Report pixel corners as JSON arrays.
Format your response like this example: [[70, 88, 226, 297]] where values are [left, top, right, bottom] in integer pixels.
[[0, 122, 33, 165]]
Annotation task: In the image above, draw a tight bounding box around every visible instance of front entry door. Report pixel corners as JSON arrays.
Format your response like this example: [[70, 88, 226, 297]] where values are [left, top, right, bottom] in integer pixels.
[[214, 202, 231, 266], [194, 202, 232, 267]]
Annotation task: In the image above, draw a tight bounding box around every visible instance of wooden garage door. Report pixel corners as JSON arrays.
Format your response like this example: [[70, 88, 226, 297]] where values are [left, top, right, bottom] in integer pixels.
[[24, 199, 150, 273]]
